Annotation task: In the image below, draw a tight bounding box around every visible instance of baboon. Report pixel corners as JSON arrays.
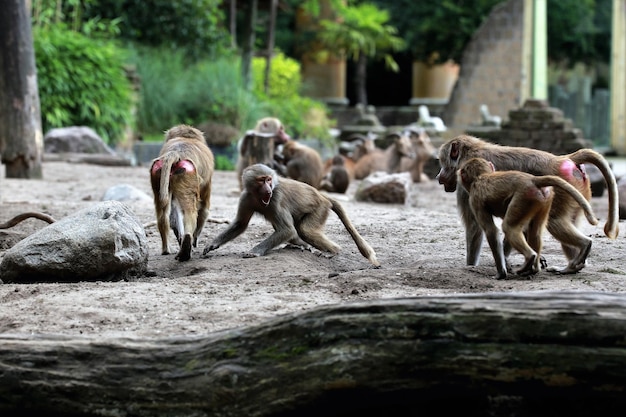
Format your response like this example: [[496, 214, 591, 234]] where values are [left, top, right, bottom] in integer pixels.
[[399, 127, 437, 182], [437, 134, 619, 274], [203, 164, 380, 266], [236, 117, 291, 189], [353, 132, 415, 179], [150, 124, 214, 261], [319, 155, 350, 193], [323, 135, 376, 181], [281, 140, 324, 188], [458, 157, 598, 280]]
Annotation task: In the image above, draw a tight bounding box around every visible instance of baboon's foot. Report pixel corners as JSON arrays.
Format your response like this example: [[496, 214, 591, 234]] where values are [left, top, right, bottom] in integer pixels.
[[175, 235, 193, 261]]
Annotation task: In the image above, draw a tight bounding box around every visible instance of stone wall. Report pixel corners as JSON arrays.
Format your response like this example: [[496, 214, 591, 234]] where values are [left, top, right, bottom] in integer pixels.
[[443, 0, 525, 128], [465, 99, 593, 154]]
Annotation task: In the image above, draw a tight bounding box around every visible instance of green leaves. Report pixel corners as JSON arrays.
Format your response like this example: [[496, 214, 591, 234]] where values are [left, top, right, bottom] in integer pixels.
[[316, 2, 406, 68], [34, 26, 133, 144]]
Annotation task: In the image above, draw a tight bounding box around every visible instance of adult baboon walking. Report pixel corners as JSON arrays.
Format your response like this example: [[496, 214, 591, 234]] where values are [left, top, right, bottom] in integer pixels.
[[437, 134, 618, 274], [150, 125, 214, 261], [458, 157, 598, 279]]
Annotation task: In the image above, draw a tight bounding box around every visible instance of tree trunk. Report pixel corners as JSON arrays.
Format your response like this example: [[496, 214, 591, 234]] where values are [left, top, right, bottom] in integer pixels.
[[241, 0, 257, 90], [0, 0, 44, 179], [2, 291, 626, 417], [239, 133, 275, 169], [229, 0, 237, 48], [355, 52, 368, 105], [263, 0, 277, 95]]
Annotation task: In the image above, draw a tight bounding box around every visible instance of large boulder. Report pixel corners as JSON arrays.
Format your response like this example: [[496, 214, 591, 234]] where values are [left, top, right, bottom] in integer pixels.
[[44, 126, 115, 154], [0, 201, 148, 283]]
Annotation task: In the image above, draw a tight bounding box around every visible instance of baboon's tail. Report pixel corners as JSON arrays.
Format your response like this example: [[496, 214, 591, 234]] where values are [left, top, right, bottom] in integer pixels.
[[329, 198, 380, 267], [568, 149, 619, 239], [533, 175, 599, 226], [0, 212, 56, 229], [158, 152, 179, 208]]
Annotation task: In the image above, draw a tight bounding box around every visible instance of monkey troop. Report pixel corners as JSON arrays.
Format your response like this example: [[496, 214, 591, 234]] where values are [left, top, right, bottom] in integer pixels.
[[438, 134, 618, 275], [204, 163, 380, 267], [458, 157, 598, 280], [150, 124, 214, 261]]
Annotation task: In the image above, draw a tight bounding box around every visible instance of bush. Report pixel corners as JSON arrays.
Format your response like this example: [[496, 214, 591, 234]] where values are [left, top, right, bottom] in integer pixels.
[[81, 0, 230, 60], [34, 26, 133, 144], [130, 47, 267, 135], [251, 53, 334, 142]]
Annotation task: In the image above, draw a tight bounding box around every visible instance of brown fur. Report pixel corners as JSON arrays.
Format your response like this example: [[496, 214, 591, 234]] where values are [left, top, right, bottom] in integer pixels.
[[458, 157, 598, 280], [399, 128, 436, 182], [319, 155, 350, 193], [282, 140, 324, 188], [324, 137, 375, 181], [150, 124, 214, 261], [204, 164, 380, 267], [437, 135, 619, 274], [353, 132, 415, 180]]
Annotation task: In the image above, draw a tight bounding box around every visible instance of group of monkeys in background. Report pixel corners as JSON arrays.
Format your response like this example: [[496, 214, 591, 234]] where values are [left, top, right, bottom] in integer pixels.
[[149, 118, 619, 281], [235, 117, 437, 194]]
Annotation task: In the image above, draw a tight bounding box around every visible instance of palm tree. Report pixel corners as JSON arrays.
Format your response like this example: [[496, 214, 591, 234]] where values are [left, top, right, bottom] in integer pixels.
[[315, 2, 405, 105]]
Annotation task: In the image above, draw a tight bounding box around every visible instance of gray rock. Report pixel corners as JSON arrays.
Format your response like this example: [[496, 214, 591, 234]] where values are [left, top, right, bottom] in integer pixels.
[[0, 201, 148, 283], [102, 184, 152, 202], [44, 126, 116, 154], [355, 172, 412, 204]]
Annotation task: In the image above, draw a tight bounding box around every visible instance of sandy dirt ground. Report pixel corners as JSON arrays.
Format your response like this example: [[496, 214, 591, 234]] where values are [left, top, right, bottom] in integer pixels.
[[0, 159, 625, 339]]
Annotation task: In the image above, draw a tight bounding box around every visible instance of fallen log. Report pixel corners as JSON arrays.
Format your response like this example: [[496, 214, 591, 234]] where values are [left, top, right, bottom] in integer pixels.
[[2, 291, 626, 416]]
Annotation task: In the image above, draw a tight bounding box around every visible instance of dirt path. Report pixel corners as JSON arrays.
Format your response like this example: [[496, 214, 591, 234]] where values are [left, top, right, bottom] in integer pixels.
[[0, 161, 624, 339]]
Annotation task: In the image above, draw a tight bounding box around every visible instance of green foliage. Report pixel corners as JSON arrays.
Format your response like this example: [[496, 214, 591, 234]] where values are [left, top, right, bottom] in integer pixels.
[[251, 53, 334, 142], [80, 0, 231, 60], [31, 0, 122, 37], [34, 26, 133, 144], [252, 52, 301, 98], [547, 0, 611, 65], [214, 154, 236, 171], [316, 2, 405, 70], [264, 94, 334, 143], [372, 0, 503, 64], [129, 47, 267, 135]]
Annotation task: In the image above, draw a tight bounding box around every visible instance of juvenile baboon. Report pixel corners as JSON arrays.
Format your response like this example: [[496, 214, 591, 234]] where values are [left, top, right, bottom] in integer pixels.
[[236, 117, 291, 189], [319, 155, 350, 193], [281, 140, 324, 188], [458, 157, 598, 280], [150, 124, 214, 261], [203, 164, 380, 266], [353, 132, 415, 179], [323, 135, 375, 181], [399, 127, 437, 182], [437, 134, 619, 274]]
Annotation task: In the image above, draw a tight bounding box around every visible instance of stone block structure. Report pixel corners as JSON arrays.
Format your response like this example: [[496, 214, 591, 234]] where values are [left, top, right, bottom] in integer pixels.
[[465, 99, 593, 154], [443, 0, 525, 129]]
